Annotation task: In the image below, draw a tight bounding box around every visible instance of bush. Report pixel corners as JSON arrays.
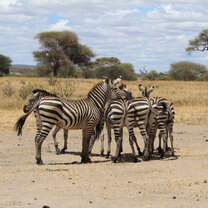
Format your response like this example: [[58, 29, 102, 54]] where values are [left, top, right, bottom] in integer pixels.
[[198, 72, 208, 81], [51, 80, 75, 99], [19, 83, 43, 99], [2, 82, 15, 97]]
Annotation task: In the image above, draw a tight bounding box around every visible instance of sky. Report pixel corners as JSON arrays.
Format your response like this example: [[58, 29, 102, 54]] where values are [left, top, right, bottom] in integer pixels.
[[1, 0, 208, 73]]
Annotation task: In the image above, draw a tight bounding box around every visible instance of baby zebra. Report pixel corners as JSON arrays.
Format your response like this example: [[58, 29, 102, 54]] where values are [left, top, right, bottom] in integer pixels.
[[15, 78, 123, 164]]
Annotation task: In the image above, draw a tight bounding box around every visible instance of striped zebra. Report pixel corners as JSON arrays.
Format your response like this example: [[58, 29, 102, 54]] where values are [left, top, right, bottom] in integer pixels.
[[148, 97, 175, 158], [88, 83, 133, 156], [15, 78, 122, 165], [23, 89, 68, 155], [138, 84, 175, 157]]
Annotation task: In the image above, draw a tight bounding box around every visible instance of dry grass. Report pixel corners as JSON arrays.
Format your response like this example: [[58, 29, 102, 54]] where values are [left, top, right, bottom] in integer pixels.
[[0, 77, 208, 132]]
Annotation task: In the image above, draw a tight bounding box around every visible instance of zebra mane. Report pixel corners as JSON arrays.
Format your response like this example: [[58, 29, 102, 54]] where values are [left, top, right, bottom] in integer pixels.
[[32, 89, 58, 97], [87, 81, 103, 98]]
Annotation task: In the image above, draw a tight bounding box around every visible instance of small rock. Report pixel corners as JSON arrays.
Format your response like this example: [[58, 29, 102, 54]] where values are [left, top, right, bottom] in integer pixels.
[[128, 181, 132, 183], [196, 199, 199, 201], [89, 201, 93, 204], [34, 198, 37, 200], [204, 179, 207, 183], [173, 196, 176, 199], [42, 206, 50, 208], [206, 139, 208, 142]]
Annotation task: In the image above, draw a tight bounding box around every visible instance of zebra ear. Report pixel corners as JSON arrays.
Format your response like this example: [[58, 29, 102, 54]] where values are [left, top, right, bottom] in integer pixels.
[[118, 84, 125, 90], [147, 86, 154, 94], [104, 78, 110, 84], [138, 84, 145, 92], [113, 77, 122, 85]]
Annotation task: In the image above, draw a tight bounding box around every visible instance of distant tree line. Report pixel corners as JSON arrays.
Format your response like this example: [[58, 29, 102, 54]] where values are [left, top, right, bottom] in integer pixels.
[[1, 29, 208, 81], [140, 61, 208, 81]]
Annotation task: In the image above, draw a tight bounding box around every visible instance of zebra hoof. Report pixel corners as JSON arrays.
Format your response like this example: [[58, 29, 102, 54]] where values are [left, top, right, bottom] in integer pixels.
[[112, 157, 117, 163], [138, 151, 143, 156], [60, 148, 66, 154], [81, 156, 91, 163], [160, 151, 165, 159], [133, 157, 138, 163], [36, 158, 44, 165], [56, 149, 61, 155], [142, 155, 150, 161], [100, 151, 104, 157], [106, 152, 110, 158]]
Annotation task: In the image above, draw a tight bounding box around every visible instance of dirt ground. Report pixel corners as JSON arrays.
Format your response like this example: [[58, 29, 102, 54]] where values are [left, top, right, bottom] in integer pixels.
[[0, 124, 208, 208]]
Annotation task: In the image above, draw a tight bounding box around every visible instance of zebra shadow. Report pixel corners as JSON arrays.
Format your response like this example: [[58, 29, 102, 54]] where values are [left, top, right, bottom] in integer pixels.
[[150, 152, 179, 161], [58, 151, 103, 157]]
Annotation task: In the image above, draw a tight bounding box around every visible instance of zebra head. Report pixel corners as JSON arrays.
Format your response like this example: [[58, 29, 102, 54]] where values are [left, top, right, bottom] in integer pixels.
[[23, 89, 57, 113], [104, 77, 123, 100], [138, 84, 154, 98], [118, 84, 133, 99]]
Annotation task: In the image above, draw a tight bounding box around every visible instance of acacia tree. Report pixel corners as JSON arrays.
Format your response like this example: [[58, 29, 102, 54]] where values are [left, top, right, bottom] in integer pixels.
[[0, 54, 12, 76], [169, 61, 207, 81], [186, 29, 208, 54], [33, 31, 95, 77]]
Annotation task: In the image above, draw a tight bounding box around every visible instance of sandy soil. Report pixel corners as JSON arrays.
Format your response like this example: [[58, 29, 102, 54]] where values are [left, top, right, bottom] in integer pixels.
[[0, 124, 208, 208]]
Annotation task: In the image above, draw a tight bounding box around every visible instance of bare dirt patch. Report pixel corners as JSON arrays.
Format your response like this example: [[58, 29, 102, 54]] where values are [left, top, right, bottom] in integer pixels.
[[0, 125, 208, 208]]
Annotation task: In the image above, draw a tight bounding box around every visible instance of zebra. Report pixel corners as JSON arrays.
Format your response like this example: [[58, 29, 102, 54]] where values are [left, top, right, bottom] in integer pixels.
[[88, 83, 133, 156], [15, 78, 122, 165], [148, 97, 175, 158], [23, 89, 68, 155], [138, 84, 175, 158]]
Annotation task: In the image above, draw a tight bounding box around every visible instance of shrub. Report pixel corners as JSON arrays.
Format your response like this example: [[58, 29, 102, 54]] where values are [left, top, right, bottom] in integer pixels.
[[19, 83, 42, 99], [2, 82, 15, 97]]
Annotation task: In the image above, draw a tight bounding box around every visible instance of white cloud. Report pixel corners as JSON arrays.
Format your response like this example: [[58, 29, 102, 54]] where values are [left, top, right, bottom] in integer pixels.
[[49, 20, 72, 31], [0, 0, 208, 71]]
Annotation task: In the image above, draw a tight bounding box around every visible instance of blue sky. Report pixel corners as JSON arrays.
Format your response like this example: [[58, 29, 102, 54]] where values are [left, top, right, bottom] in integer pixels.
[[1, 0, 208, 73]]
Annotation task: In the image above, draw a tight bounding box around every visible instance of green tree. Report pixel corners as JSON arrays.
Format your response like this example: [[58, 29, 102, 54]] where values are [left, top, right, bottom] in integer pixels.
[[169, 61, 207, 81], [33, 31, 95, 77], [0, 54, 12, 76], [93, 57, 121, 69], [186, 29, 208, 54], [95, 63, 137, 80]]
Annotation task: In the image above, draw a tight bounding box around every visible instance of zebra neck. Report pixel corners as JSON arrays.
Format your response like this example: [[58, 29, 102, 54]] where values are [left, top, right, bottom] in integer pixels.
[[88, 93, 106, 112]]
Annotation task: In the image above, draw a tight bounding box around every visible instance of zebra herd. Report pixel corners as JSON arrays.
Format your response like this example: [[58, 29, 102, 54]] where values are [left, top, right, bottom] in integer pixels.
[[15, 77, 175, 165]]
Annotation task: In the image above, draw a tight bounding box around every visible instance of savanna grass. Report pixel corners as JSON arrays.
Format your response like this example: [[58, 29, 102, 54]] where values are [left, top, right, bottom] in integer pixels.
[[0, 77, 207, 131]]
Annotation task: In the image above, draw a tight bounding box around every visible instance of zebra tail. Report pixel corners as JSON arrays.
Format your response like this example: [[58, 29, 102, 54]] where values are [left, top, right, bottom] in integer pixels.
[[14, 113, 30, 136], [14, 102, 39, 136]]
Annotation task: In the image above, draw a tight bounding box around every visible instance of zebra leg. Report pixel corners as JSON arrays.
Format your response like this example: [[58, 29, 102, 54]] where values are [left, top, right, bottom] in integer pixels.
[[128, 135, 138, 163], [113, 137, 122, 163], [88, 133, 96, 156], [60, 130, 68, 153], [158, 132, 163, 155], [106, 125, 112, 158], [100, 131, 105, 156], [130, 127, 143, 156], [169, 125, 174, 156], [52, 126, 61, 155], [138, 124, 150, 161], [119, 128, 124, 157], [81, 127, 94, 163], [35, 125, 53, 165]]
